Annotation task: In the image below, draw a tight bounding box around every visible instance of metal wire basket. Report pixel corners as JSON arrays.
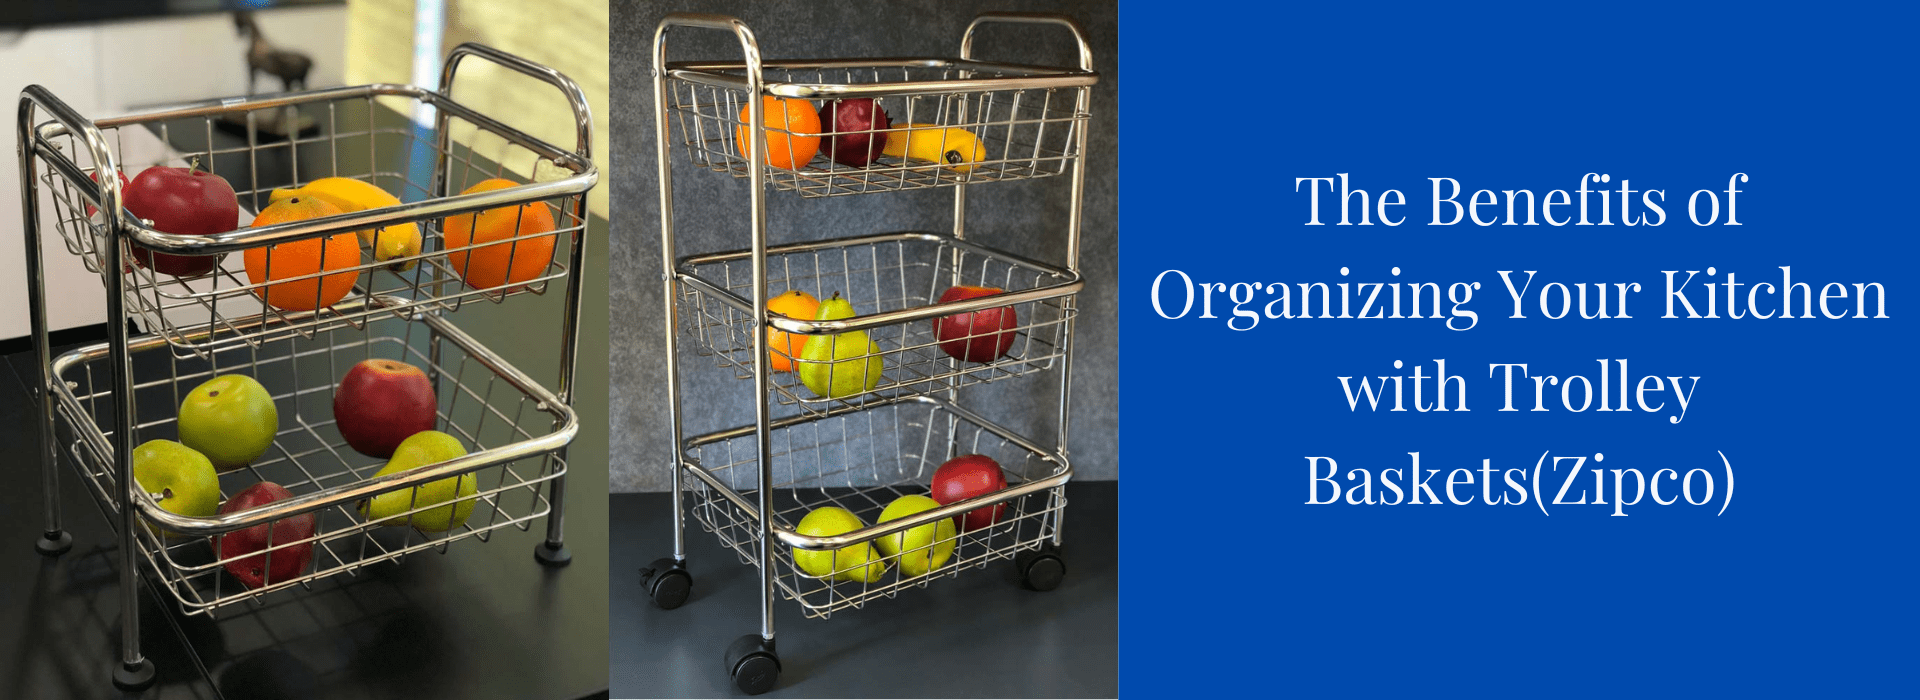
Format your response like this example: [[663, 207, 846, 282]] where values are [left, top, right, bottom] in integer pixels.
[[664, 60, 1092, 197], [25, 83, 593, 361], [47, 298, 574, 615], [651, 13, 1093, 694], [677, 231, 1080, 416], [681, 396, 1070, 618]]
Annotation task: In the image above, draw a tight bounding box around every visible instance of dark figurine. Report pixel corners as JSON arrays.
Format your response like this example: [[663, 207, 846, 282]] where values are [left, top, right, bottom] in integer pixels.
[[235, 11, 313, 94]]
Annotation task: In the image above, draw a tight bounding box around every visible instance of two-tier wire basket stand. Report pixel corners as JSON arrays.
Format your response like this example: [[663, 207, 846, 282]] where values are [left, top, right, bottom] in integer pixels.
[[19, 44, 596, 690], [645, 12, 1095, 694]]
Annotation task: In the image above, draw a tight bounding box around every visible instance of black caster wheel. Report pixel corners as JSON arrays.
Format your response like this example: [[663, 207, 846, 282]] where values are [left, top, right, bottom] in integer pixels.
[[533, 541, 572, 567], [724, 634, 780, 696], [113, 658, 156, 691], [1016, 543, 1066, 592], [640, 557, 692, 610], [35, 530, 72, 556]]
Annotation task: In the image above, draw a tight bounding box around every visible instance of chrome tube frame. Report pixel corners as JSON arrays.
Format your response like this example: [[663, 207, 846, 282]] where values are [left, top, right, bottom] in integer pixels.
[[17, 42, 594, 686], [652, 10, 1096, 684]]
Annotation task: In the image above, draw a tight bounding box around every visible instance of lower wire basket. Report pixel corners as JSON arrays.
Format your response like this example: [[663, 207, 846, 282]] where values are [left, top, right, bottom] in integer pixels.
[[680, 395, 1070, 618], [48, 298, 574, 615]]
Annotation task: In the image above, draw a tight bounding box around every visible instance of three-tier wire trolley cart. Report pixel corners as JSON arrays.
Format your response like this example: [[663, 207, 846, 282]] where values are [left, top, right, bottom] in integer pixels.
[[644, 12, 1096, 694], [19, 44, 595, 690]]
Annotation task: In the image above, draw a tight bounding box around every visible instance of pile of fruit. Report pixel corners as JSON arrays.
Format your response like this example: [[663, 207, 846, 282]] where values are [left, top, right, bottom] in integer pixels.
[[736, 96, 987, 172], [133, 358, 478, 592], [99, 164, 555, 303], [766, 286, 1021, 400], [790, 454, 1010, 582]]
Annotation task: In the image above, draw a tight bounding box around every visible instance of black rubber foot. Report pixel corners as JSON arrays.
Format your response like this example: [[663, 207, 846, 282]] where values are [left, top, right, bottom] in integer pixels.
[[533, 542, 572, 567], [640, 557, 692, 610], [113, 658, 156, 690], [35, 530, 72, 556], [1016, 543, 1066, 592], [724, 634, 780, 696]]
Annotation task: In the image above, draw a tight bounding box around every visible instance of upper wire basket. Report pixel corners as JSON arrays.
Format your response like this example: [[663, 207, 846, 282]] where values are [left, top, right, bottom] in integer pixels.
[[677, 231, 1081, 417], [660, 11, 1096, 199], [47, 298, 574, 615], [24, 63, 595, 361]]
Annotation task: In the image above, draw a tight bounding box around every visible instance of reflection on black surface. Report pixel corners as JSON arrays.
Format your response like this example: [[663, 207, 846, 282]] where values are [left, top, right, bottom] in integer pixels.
[[216, 649, 318, 700]]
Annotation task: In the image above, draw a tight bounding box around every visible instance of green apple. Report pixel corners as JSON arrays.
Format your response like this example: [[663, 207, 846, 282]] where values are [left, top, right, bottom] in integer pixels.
[[874, 495, 957, 578], [177, 374, 278, 471], [357, 430, 476, 532], [131, 439, 220, 537], [791, 506, 887, 583]]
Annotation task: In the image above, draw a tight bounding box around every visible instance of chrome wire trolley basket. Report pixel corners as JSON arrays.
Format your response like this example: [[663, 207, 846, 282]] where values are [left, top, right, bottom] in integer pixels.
[[18, 44, 596, 690], [646, 12, 1094, 694]]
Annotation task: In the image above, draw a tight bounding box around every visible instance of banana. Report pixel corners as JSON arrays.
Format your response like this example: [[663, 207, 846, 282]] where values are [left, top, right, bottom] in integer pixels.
[[269, 177, 421, 271], [881, 124, 987, 173]]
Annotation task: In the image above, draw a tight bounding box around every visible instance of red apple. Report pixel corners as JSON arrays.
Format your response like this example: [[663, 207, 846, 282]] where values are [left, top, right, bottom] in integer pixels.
[[217, 481, 316, 590], [931, 454, 1008, 531], [818, 98, 890, 167], [933, 286, 1018, 363], [124, 164, 239, 277], [333, 359, 438, 458], [86, 169, 129, 217]]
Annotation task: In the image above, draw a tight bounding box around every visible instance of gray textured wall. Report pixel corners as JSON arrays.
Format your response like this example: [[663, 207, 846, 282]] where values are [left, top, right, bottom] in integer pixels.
[[609, 0, 1118, 491]]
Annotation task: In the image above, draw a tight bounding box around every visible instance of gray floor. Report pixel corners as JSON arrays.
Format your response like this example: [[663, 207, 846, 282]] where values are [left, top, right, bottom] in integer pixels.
[[609, 482, 1117, 699]]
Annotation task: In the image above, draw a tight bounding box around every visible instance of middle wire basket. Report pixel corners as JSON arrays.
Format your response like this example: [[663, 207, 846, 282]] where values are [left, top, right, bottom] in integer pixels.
[[677, 231, 1082, 417], [681, 396, 1071, 618], [48, 298, 575, 615]]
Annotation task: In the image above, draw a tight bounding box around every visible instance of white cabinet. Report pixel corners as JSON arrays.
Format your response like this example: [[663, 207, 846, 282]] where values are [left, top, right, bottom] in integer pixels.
[[0, 7, 346, 341]]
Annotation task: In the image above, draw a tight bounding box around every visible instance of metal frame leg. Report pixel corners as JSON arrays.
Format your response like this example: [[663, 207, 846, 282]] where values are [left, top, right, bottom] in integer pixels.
[[20, 134, 71, 558]]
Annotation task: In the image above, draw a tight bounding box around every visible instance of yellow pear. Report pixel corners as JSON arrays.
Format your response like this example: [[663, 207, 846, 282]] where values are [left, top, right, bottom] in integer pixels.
[[797, 294, 883, 399], [358, 430, 476, 532]]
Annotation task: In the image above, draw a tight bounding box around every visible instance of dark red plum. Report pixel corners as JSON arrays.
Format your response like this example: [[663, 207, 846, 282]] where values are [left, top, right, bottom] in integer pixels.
[[818, 98, 891, 167]]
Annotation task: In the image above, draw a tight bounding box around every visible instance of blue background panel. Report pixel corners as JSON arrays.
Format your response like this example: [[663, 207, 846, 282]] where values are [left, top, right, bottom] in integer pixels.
[[1120, 1, 1915, 696]]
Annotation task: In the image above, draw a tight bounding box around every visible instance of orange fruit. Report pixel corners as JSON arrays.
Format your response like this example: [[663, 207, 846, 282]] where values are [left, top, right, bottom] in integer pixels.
[[444, 178, 557, 290], [243, 196, 359, 311], [736, 96, 821, 170], [765, 290, 820, 372]]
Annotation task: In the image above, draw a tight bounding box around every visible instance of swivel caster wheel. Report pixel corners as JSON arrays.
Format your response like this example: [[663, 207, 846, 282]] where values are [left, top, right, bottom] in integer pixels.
[[724, 634, 780, 696], [1016, 543, 1066, 592], [640, 557, 692, 610]]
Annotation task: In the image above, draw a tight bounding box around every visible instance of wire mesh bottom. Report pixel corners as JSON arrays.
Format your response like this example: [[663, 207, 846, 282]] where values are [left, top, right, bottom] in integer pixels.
[[666, 62, 1088, 197], [678, 232, 1077, 418], [49, 310, 570, 615], [681, 397, 1067, 618]]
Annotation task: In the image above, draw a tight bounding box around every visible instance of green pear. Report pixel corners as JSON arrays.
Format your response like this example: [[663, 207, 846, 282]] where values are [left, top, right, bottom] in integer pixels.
[[874, 495, 957, 578], [357, 430, 476, 532], [131, 439, 221, 538], [177, 374, 278, 471], [797, 294, 884, 399], [791, 506, 888, 582]]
